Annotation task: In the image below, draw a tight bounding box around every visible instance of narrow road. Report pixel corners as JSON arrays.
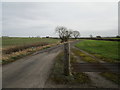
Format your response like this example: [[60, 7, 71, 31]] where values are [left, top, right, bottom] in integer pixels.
[[3, 40, 118, 88], [3, 45, 63, 88]]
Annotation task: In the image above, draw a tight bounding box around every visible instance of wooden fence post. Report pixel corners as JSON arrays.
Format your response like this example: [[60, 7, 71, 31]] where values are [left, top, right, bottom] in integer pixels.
[[64, 42, 71, 76]]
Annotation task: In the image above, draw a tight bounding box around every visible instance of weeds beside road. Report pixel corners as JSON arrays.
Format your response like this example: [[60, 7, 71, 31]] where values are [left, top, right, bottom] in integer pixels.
[[2, 43, 60, 64], [1, 38, 60, 64]]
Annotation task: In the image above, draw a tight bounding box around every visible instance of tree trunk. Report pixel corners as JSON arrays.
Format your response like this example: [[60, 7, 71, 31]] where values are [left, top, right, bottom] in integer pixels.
[[64, 42, 71, 76]]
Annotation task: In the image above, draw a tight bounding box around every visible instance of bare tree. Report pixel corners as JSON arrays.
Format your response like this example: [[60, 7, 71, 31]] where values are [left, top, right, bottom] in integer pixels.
[[55, 26, 72, 76], [56, 26, 73, 42], [72, 31, 80, 39]]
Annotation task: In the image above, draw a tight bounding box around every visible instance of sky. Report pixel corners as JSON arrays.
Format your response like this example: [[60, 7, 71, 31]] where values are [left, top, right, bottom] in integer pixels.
[[1, 2, 118, 37]]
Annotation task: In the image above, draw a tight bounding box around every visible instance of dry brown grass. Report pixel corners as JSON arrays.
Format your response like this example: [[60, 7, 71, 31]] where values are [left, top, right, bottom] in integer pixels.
[[2, 43, 59, 64], [3, 42, 48, 54]]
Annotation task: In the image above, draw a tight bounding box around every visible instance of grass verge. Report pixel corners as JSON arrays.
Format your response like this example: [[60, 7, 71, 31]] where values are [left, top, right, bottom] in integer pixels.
[[49, 52, 91, 85], [3, 42, 48, 54], [2, 43, 58, 65], [71, 48, 99, 63]]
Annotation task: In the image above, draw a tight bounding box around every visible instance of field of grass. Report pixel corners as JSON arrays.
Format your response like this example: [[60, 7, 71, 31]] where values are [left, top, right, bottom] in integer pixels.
[[2, 37, 60, 48], [75, 40, 119, 61]]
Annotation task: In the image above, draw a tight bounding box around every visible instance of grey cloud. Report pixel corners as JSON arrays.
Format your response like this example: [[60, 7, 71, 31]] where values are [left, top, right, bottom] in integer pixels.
[[2, 2, 118, 37]]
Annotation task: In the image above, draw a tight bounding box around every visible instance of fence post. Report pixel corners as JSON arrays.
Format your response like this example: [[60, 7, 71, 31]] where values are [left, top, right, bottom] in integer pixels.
[[64, 42, 71, 76]]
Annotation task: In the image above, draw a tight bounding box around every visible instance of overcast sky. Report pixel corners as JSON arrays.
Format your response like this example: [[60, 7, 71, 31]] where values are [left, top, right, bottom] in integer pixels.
[[2, 2, 118, 37]]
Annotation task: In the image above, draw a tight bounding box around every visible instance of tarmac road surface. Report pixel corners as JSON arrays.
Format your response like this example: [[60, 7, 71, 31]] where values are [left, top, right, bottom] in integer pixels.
[[2, 44, 63, 88]]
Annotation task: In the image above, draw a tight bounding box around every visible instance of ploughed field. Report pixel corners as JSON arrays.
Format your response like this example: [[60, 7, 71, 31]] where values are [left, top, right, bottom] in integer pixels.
[[75, 40, 119, 62]]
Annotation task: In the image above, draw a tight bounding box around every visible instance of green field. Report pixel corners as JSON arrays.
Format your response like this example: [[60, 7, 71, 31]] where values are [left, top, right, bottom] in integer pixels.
[[2, 37, 60, 48], [75, 40, 119, 61]]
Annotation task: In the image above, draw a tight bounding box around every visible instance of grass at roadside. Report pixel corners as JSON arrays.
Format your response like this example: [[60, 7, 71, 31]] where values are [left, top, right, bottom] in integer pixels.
[[100, 72, 120, 85], [71, 48, 99, 63], [2, 43, 58, 65], [49, 52, 91, 85], [75, 40, 119, 62], [1, 37, 60, 64]]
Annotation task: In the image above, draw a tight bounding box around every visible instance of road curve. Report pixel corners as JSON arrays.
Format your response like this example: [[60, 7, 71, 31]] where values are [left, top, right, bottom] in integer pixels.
[[3, 44, 63, 88]]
